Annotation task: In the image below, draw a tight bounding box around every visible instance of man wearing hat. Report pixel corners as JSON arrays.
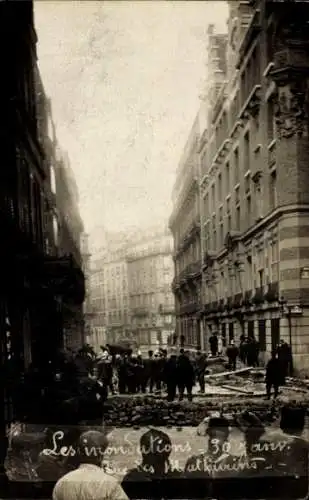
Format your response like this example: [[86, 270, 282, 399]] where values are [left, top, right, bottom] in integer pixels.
[[52, 430, 128, 500], [163, 348, 178, 401]]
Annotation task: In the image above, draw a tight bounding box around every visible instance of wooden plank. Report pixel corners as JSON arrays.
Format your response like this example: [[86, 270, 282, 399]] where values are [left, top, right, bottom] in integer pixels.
[[204, 367, 252, 380]]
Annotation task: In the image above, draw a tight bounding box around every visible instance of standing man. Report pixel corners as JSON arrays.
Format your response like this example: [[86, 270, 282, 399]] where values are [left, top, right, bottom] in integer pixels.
[[164, 349, 178, 402], [97, 348, 114, 396], [239, 336, 248, 365], [195, 350, 207, 393], [144, 350, 155, 393], [277, 339, 293, 381], [265, 350, 282, 400], [209, 332, 218, 357], [226, 340, 239, 371], [177, 349, 195, 401], [153, 352, 162, 393]]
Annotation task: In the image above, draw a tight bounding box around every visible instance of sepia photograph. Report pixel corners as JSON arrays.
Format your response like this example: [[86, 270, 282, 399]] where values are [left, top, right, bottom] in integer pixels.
[[1, 0, 309, 498]]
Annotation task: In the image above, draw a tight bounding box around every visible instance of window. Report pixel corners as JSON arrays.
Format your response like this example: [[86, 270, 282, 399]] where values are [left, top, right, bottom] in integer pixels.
[[53, 215, 58, 246], [225, 162, 230, 194], [247, 255, 253, 290], [234, 148, 239, 184], [258, 320, 266, 352], [211, 184, 215, 212], [246, 195, 252, 227], [270, 170, 277, 210], [267, 99, 275, 143], [236, 206, 241, 231], [218, 173, 222, 203], [244, 131, 250, 172], [204, 193, 209, 219], [271, 239, 279, 282], [258, 269, 264, 287], [227, 213, 231, 232], [220, 223, 224, 248], [212, 215, 217, 251]]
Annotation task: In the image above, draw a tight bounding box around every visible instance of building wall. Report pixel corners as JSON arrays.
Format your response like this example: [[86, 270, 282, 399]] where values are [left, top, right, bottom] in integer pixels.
[[169, 115, 202, 350], [89, 250, 130, 349], [198, 0, 309, 370], [126, 232, 175, 352]]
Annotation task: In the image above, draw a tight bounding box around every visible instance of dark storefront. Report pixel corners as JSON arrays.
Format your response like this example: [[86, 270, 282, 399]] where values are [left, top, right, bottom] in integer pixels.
[[229, 322, 234, 343], [271, 318, 280, 352], [258, 319, 266, 352], [248, 320, 254, 339]]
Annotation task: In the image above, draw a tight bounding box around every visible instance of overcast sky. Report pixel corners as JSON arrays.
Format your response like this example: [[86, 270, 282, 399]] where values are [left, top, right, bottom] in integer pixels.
[[34, 1, 228, 237]]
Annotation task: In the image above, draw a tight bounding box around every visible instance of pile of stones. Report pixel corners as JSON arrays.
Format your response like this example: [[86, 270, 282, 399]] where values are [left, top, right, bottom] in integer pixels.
[[102, 395, 309, 427]]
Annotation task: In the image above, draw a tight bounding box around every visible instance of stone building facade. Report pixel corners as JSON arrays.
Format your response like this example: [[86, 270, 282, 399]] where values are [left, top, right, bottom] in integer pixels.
[[169, 1, 309, 369], [169, 117, 202, 350], [89, 244, 131, 349], [126, 230, 175, 353], [199, 0, 309, 370]]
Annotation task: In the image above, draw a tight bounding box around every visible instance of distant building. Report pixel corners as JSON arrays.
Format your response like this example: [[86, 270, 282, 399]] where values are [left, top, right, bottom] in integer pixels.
[[89, 244, 130, 349], [126, 230, 175, 352]]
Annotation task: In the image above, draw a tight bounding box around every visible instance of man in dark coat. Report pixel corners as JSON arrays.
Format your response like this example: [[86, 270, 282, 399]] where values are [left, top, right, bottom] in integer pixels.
[[177, 349, 194, 401], [163, 349, 178, 401], [277, 339, 293, 381], [209, 332, 218, 357], [144, 350, 155, 393], [226, 340, 239, 371], [152, 353, 163, 393], [195, 351, 207, 393], [239, 336, 248, 364], [246, 337, 259, 366], [265, 350, 282, 399]]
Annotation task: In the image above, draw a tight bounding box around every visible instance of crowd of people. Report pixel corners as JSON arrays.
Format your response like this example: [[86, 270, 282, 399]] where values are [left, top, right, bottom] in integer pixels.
[[11, 334, 294, 426]]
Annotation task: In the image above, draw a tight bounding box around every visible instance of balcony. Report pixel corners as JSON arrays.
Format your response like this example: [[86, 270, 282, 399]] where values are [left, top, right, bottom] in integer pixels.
[[268, 140, 276, 169], [179, 302, 199, 315], [242, 289, 253, 307], [203, 251, 216, 269], [252, 286, 264, 305], [40, 255, 85, 305], [217, 298, 226, 313], [209, 301, 218, 313], [264, 282, 279, 303], [271, 48, 309, 82], [186, 261, 202, 281], [159, 305, 175, 315], [132, 306, 149, 317], [171, 277, 180, 292], [233, 292, 243, 309]]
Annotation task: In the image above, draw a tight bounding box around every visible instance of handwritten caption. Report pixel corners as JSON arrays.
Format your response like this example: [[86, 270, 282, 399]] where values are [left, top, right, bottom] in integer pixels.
[[40, 430, 292, 475]]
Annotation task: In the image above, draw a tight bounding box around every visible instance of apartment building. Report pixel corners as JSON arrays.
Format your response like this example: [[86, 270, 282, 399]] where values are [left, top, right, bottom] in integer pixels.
[[198, 0, 309, 370], [126, 230, 175, 352], [89, 244, 130, 348], [169, 117, 202, 349]]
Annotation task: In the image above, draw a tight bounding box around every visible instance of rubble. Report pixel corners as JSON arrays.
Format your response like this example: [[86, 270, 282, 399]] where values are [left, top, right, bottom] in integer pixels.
[[102, 392, 309, 427]]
